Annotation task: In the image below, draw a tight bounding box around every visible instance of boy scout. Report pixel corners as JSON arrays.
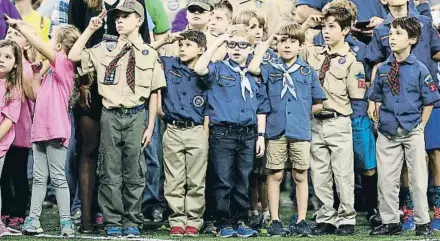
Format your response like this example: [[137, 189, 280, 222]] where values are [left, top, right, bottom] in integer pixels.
[[68, 0, 166, 237], [366, 0, 440, 231], [369, 17, 440, 237], [150, 30, 209, 237], [300, 6, 366, 235], [209, 0, 233, 37], [194, 26, 270, 238], [303, 0, 381, 228], [248, 23, 327, 237]]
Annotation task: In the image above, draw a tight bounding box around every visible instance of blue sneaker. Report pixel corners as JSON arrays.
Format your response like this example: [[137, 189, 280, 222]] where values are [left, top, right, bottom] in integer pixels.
[[123, 226, 141, 238], [402, 207, 415, 231], [433, 208, 440, 231], [236, 222, 258, 238], [219, 226, 237, 238], [22, 217, 44, 235], [106, 226, 122, 237]]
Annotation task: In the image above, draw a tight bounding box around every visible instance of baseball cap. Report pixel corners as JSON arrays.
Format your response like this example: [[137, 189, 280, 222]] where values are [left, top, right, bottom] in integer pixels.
[[187, 0, 214, 11], [107, 0, 145, 19]]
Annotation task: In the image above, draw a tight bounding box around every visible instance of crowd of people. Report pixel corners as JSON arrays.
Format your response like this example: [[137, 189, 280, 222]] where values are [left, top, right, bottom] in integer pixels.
[[0, 0, 440, 239]]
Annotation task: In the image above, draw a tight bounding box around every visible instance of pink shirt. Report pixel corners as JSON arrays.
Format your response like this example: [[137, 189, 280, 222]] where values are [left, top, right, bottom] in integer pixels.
[[13, 60, 34, 148], [31, 53, 74, 147], [0, 80, 21, 157]]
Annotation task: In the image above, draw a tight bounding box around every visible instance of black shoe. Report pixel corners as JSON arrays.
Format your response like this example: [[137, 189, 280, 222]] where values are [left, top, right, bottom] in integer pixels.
[[369, 223, 403, 236], [415, 223, 432, 237], [248, 214, 260, 229], [79, 226, 96, 234], [367, 209, 382, 228], [336, 224, 354, 235], [294, 220, 312, 237], [313, 223, 336, 235], [267, 220, 287, 237], [202, 221, 217, 234]]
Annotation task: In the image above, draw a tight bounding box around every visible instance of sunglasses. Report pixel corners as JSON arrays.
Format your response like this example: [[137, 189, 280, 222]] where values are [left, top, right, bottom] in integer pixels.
[[187, 5, 207, 14], [227, 41, 251, 49]]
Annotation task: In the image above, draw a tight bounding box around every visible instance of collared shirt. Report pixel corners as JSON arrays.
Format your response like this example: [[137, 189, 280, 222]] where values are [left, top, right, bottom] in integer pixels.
[[50, 0, 69, 37], [79, 35, 166, 108], [261, 56, 327, 140], [161, 56, 208, 124], [369, 53, 440, 137], [301, 43, 366, 116], [202, 59, 271, 126], [313, 33, 369, 119], [366, 11, 440, 106]]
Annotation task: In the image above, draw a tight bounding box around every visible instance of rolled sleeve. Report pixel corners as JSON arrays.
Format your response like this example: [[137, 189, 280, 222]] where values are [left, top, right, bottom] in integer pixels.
[[368, 72, 384, 102], [151, 57, 167, 91], [347, 61, 367, 99], [310, 69, 326, 101]]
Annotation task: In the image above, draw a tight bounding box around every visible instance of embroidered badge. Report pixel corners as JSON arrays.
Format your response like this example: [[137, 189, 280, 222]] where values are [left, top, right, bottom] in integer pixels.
[[167, 0, 179, 11], [338, 57, 346, 64], [263, 52, 271, 62], [142, 49, 149, 55], [300, 66, 311, 76], [106, 42, 116, 52], [353, 46, 359, 52], [255, 0, 263, 7], [193, 95, 205, 107], [424, 75, 438, 92], [356, 72, 366, 89]]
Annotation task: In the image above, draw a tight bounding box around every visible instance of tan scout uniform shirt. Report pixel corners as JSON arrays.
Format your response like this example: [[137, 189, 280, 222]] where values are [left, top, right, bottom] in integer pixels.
[[300, 43, 366, 116], [230, 0, 280, 36], [161, 0, 188, 24], [79, 35, 166, 109]]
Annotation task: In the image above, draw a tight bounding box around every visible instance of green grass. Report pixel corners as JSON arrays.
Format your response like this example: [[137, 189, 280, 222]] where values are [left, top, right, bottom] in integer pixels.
[[2, 193, 440, 241]]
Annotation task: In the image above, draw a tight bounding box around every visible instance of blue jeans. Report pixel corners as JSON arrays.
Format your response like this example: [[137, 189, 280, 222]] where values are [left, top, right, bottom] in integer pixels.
[[209, 125, 256, 227], [142, 117, 165, 213], [66, 110, 81, 215]]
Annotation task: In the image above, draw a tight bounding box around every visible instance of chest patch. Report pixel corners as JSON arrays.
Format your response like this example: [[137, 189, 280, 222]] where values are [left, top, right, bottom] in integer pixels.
[[192, 95, 205, 107]]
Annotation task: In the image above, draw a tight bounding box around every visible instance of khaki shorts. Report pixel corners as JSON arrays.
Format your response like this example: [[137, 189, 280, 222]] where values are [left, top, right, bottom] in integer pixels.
[[266, 136, 310, 170]]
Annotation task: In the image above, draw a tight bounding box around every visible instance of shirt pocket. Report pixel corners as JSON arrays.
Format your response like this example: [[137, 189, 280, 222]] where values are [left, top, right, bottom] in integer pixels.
[[326, 67, 346, 95], [296, 76, 312, 99], [214, 75, 237, 102], [99, 55, 120, 85], [167, 70, 182, 84], [135, 61, 154, 90], [268, 73, 283, 97]]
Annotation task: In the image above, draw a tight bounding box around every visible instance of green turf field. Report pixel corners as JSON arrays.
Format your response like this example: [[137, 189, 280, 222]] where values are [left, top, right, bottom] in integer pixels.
[[2, 194, 439, 241]]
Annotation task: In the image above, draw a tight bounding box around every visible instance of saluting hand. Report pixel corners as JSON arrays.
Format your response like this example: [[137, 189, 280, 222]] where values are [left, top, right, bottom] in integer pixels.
[[303, 15, 323, 30], [4, 14, 24, 31], [164, 33, 184, 44], [87, 10, 106, 32]]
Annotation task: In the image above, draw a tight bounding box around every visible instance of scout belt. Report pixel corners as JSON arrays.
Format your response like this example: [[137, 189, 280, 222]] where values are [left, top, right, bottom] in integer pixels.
[[165, 119, 201, 128], [313, 111, 345, 120], [107, 104, 145, 115]]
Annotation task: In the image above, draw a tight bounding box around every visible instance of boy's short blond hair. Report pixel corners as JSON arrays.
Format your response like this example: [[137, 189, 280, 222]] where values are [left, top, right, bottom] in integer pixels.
[[277, 23, 305, 45], [228, 24, 256, 45], [232, 9, 267, 38], [214, 0, 233, 19], [323, 0, 357, 22]]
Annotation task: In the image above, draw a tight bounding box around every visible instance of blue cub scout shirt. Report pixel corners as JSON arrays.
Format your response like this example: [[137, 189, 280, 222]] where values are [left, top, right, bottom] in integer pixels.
[[202, 59, 271, 126], [366, 11, 440, 108], [261, 57, 327, 141], [369, 54, 440, 137], [161, 56, 209, 124]]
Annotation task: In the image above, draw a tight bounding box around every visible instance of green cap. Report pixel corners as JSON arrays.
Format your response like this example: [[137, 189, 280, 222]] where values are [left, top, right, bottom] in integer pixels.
[[187, 0, 214, 11], [107, 0, 145, 19]]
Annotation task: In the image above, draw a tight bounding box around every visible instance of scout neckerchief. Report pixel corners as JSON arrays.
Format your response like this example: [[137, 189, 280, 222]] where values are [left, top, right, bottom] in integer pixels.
[[388, 61, 401, 95], [223, 60, 253, 101], [268, 61, 300, 99], [104, 43, 136, 92], [319, 52, 339, 86]]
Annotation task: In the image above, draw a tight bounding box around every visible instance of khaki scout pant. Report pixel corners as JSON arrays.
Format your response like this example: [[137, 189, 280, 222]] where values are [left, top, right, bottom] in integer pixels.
[[163, 125, 208, 229], [98, 107, 147, 228], [310, 116, 356, 226], [377, 125, 430, 225]]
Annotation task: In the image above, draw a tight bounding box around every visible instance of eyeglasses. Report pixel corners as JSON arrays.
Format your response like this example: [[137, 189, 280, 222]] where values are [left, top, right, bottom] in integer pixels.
[[227, 41, 251, 49], [187, 5, 207, 14]]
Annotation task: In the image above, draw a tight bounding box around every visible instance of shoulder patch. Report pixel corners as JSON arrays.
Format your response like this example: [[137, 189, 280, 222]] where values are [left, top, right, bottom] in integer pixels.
[[424, 75, 438, 92], [356, 72, 366, 89], [263, 52, 271, 62]]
